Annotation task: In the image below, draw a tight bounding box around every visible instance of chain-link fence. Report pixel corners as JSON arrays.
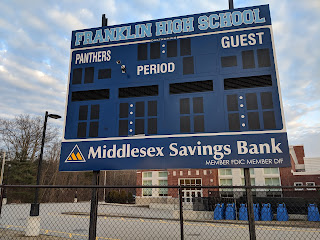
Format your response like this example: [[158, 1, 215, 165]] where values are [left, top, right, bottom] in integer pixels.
[[0, 185, 320, 239]]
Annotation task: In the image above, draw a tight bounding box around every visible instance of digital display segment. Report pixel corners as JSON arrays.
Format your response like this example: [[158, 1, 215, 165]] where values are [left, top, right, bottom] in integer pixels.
[[60, 5, 291, 171]]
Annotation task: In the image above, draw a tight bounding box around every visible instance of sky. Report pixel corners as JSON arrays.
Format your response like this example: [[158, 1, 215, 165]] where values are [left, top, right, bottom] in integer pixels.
[[0, 0, 319, 157]]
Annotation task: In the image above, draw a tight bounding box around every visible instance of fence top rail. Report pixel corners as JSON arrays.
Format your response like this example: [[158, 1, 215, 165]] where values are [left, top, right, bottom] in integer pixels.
[[1, 185, 320, 189]]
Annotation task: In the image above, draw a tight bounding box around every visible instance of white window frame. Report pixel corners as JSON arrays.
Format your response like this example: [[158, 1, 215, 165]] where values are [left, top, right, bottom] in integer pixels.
[[142, 180, 152, 196], [219, 169, 232, 176], [158, 171, 168, 178], [306, 182, 316, 191], [294, 182, 303, 191], [143, 171, 152, 178], [158, 180, 168, 196]]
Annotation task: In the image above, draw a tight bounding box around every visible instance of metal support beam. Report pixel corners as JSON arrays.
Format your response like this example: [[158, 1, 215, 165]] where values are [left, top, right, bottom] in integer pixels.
[[102, 14, 108, 27], [179, 187, 184, 240], [229, 0, 234, 9], [244, 168, 256, 240], [89, 171, 100, 240]]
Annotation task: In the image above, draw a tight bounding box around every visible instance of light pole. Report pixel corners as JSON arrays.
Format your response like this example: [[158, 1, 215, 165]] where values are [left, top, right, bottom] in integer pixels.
[[26, 111, 61, 237]]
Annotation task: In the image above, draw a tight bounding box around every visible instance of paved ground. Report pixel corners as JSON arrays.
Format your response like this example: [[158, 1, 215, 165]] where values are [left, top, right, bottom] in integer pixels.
[[0, 229, 68, 239], [0, 202, 319, 240]]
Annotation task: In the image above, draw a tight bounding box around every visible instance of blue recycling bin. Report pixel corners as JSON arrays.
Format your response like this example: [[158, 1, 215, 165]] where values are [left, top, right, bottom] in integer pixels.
[[253, 203, 260, 221], [308, 204, 320, 221], [225, 203, 236, 220], [261, 203, 273, 221], [277, 203, 289, 221], [239, 204, 248, 221], [214, 203, 225, 220]]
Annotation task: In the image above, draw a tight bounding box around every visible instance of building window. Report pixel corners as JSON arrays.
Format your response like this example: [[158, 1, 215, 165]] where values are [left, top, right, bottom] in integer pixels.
[[173, 171, 176, 176], [294, 182, 303, 191], [241, 178, 255, 186], [142, 180, 152, 196], [219, 179, 233, 197], [179, 178, 202, 202], [143, 172, 152, 178], [203, 170, 207, 175], [306, 182, 316, 191], [219, 169, 232, 175], [240, 168, 254, 176], [220, 179, 232, 186], [180, 178, 201, 186], [158, 171, 168, 178], [264, 168, 279, 174], [159, 180, 168, 196], [265, 177, 280, 186], [265, 177, 281, 197]]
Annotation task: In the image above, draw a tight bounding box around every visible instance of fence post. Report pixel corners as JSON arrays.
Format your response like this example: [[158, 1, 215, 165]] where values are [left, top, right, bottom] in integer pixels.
[[179, 186, 184, 240], [244, 168, 256, 240], [0, 186, 4, 216], [89, 171, 100, 240]]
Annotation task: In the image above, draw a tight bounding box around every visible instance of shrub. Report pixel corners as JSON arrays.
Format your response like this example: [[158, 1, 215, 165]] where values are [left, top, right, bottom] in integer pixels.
[[119, 190, 127, 204]]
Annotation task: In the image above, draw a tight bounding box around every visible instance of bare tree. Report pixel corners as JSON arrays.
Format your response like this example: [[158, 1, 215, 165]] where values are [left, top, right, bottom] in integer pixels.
[[0, 114, 58, 162]]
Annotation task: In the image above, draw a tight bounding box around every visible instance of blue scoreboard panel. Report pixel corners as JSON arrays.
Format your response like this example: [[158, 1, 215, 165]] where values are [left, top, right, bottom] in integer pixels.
[[60, 5, 291, 171]]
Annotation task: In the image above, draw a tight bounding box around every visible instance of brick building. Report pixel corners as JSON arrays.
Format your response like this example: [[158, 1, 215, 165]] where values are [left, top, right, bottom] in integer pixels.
[[280, 145, 320, 188], [136, 145, 320, 203], [136, 169, 218, 204]]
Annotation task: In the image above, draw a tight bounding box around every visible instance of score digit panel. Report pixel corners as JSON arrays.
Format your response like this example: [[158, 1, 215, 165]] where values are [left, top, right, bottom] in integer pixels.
[[60, 5, 290, 171]]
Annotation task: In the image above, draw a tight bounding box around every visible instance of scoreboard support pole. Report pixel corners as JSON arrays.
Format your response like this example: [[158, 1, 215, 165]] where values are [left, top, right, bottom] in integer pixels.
[[89, 16, 109, 240], [228, 0, 234, 9], [88, 170, 100, 240], [227, 1, 255, 239], [244, 168, 256, 240]]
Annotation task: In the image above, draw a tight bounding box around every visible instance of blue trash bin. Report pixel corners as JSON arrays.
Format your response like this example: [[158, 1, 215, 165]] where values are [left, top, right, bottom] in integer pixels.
[[239, 204, 248, 221], [253, 203, 260, 221], [225, 203, 236, 220], [214, 203, 225, 220], [308, 204, 320, 222], [261, 203, 273, 221], [277, 203, 289, 221]]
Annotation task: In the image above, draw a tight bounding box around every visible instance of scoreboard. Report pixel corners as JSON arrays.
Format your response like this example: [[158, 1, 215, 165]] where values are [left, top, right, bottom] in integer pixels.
[[60, 5, 291, 171]]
